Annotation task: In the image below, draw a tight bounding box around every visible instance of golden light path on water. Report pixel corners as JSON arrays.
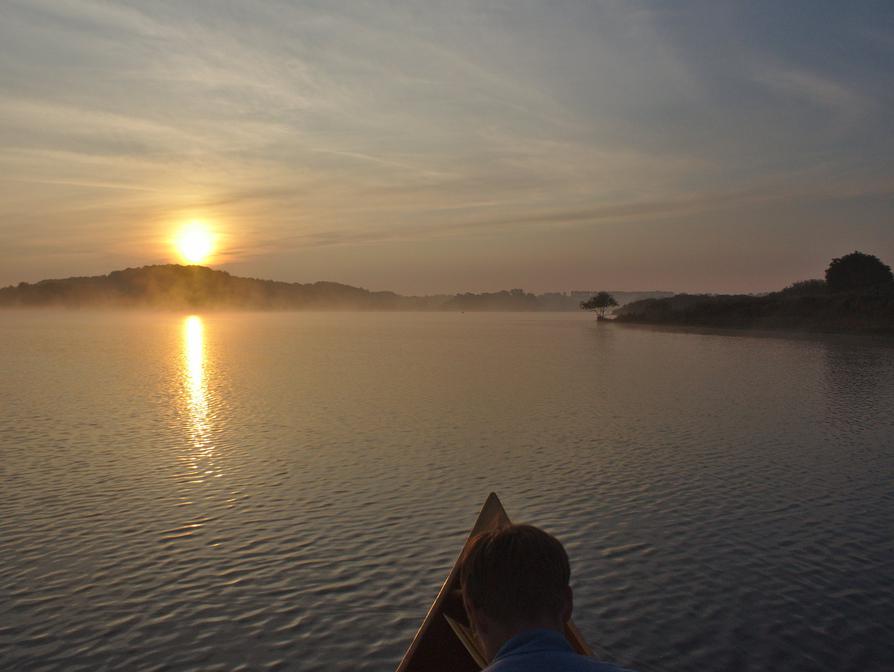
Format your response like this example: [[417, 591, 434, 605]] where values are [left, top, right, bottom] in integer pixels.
[[181, 315, 218, 483]]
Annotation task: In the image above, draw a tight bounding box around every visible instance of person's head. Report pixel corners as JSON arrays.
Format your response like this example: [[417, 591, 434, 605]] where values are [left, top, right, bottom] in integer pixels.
[[459, 524, 573, 659]]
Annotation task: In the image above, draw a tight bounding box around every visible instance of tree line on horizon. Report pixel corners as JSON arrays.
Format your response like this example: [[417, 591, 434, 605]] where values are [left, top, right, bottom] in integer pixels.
[[0, 264, 668, 311], [613, 251, 894, 333], [4, 252, 889, 321]]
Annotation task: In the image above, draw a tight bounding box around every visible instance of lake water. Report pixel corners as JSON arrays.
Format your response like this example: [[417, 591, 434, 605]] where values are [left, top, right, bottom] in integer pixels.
[[1, 311, 892, 672]]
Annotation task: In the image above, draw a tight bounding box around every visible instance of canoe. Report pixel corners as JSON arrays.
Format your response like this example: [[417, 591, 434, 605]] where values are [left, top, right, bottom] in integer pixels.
[[396, 492, 593, 671]]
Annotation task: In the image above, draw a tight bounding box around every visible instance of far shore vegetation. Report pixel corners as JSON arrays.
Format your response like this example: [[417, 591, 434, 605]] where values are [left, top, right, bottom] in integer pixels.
[[615, 251, 894, 334], [0, 264, 668, 312], [579, 291, 618, 319], [4, 252, 892, 334]]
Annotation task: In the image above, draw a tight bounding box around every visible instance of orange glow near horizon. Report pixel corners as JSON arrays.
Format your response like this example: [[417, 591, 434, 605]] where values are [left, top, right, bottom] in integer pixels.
[[173, 221, 216, 265]]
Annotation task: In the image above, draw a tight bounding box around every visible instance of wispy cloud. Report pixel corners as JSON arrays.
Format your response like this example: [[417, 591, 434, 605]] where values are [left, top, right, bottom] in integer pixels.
[[750, 62, 868, 118], [1, 0, 892, 291]]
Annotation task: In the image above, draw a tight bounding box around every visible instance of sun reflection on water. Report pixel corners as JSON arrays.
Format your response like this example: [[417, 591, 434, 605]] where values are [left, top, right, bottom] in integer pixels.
[[181, 315, 218, 481]]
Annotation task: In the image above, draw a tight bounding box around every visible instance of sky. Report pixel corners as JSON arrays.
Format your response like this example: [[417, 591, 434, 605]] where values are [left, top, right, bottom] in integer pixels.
[[1, 0, 893, 294]]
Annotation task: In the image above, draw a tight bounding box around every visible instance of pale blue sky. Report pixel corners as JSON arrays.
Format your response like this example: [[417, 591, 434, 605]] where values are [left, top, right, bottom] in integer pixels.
[[1, 0, 892, 292]]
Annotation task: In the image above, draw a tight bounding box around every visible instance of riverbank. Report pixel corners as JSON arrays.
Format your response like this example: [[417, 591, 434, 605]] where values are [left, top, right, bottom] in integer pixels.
[[614, 287, 894, 335]]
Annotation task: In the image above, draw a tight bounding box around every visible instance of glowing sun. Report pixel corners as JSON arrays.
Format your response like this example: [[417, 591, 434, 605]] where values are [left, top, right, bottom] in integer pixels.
[[174, 222, 215, 265]]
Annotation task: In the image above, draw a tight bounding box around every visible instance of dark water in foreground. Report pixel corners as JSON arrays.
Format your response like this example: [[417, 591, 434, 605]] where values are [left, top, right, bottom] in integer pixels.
[[1, 311, 892, 672]]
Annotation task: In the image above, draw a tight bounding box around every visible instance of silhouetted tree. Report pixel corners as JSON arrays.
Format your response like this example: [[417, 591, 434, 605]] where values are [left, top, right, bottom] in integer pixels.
[[580, 291, 618, 318], [779, 279, 827, 296], [825, 252, 893, 292]]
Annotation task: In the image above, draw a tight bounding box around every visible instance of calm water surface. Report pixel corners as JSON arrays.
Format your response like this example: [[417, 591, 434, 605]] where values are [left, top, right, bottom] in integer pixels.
[[1, 311, 892, 671]]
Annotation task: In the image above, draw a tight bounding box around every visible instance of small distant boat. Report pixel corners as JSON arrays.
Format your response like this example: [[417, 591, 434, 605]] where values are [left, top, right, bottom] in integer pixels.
[[395, 493, 593, 671]]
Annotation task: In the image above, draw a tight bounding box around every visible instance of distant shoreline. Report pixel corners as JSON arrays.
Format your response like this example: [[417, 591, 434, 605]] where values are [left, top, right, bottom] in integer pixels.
[[0, 264, 670, 312], [610, 320, 894, 344], [613, 289, 894, 336]]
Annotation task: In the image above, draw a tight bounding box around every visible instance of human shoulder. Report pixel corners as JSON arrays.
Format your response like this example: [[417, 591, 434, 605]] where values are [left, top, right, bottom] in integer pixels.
[[485, 629, 635, 672]]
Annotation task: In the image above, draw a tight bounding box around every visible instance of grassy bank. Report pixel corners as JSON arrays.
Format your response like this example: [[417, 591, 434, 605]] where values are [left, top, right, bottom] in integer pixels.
[[615, 284, 894, 335]]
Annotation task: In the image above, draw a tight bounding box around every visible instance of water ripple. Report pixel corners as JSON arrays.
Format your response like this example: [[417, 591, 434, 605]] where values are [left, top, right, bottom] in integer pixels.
[[1, 312, 893, 671]]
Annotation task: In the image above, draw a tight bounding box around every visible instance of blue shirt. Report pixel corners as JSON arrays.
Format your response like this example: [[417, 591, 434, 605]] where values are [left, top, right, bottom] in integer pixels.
[[485, 629, 631, 672]]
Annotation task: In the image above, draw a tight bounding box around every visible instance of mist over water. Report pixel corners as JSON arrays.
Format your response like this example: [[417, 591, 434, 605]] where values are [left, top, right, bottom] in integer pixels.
[[1, 311, 892, 671]]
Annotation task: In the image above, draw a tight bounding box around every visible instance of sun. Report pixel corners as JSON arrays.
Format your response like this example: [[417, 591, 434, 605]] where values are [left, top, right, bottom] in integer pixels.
[[174, 222, 216, 265]]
